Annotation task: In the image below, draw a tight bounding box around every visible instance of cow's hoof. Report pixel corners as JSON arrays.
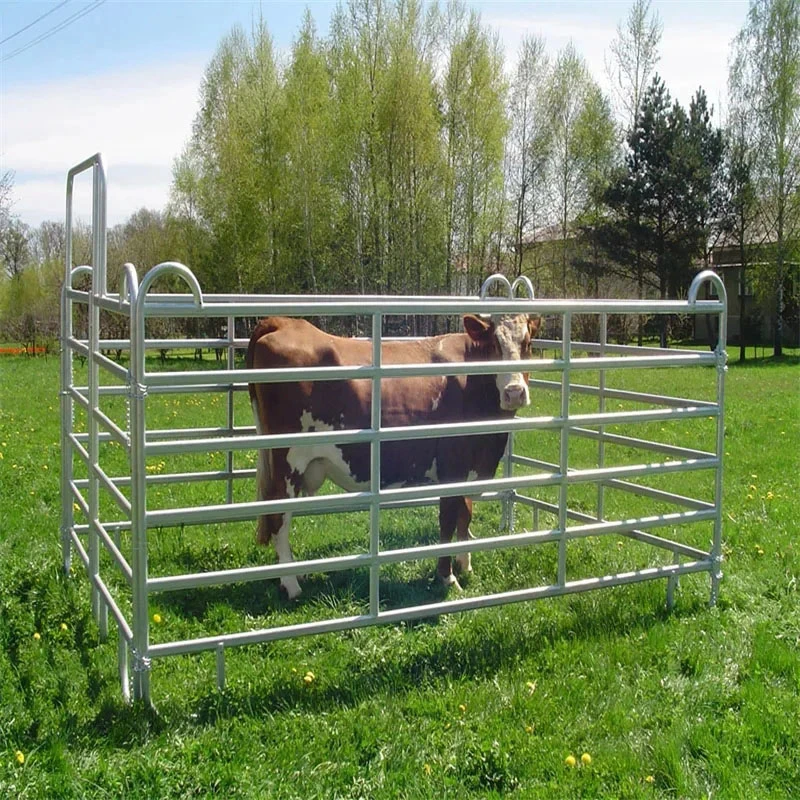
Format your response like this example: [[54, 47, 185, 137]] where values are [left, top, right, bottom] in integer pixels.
[[279, 576, 303, 601], [438, 573, 463, 592]]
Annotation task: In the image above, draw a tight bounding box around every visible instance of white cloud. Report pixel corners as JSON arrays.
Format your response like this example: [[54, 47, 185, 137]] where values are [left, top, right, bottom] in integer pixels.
[[2, 60, 204, 226]]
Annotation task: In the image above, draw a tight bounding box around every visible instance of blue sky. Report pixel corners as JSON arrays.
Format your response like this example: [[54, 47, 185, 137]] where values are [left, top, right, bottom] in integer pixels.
[[1, 0, 748, 228]]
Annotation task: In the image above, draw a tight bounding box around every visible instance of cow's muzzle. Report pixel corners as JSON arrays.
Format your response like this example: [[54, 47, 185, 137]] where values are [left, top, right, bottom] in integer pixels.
[[500, 381, 529, 411]]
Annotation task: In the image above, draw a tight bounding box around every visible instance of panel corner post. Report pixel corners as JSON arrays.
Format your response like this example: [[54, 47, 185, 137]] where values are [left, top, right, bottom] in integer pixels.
[[557, 312, 572, 587], [689, 270, 728, 608], [369, 312, 383, 617], [129, 266, 152, 705]]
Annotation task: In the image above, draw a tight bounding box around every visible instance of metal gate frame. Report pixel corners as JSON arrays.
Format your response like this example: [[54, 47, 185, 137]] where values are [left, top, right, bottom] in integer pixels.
[[60, 156, 728, 705]]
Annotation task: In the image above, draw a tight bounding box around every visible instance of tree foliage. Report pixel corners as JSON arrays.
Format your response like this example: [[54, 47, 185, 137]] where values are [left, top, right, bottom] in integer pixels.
[[730, 0, 800, 353]]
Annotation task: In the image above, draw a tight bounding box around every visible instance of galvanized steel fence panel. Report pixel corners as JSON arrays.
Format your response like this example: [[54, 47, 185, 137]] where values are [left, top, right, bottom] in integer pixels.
[[60, 156, 728, 705]]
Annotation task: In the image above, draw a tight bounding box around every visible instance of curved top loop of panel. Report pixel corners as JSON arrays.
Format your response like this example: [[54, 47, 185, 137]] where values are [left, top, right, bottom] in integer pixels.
[[134, 261, 204, 315], [688, 269, 727, 309], [479, 273, 513, 300], [119, 262, 140, 309]]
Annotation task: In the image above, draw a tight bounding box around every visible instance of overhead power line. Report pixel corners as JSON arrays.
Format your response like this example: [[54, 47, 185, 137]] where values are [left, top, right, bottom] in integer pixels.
[[2, 0, 107, 63], [0, 0, 72, 46]]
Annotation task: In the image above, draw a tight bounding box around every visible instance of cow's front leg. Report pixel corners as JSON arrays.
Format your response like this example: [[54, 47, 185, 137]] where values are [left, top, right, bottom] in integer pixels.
[[453, 496, 474, 575], [437, 496, 466, 590]]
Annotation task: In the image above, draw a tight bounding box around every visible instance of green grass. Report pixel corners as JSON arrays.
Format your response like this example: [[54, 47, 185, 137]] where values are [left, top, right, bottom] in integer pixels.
[[1, 350, 798, 798]]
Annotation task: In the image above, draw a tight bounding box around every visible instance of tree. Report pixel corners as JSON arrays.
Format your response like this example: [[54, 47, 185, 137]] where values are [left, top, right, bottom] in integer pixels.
[[723, 106, 761, 360], [547, 43, 600, 295], [595, 77, 722, 345], [442, 4, 507, 294], [606, 0, 662, 133], [730, 0, 800, 354], [686, 89, 726, 267], [506, 34, 550, 280], [572, 84, 619, 298], [282, 10, 337, 293], [1, 217, 30, 279]]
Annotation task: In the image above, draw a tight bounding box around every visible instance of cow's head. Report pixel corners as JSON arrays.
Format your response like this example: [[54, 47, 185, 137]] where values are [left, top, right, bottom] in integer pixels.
[[464, 314, 541, 411]]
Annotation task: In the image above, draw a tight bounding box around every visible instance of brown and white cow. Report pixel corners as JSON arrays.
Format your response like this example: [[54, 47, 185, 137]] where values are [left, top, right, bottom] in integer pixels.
[[246, 313, 540, 599]]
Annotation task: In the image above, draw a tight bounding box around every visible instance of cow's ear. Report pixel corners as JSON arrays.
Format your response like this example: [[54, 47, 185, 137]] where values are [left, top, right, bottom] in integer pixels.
[[528, 316, 541, 338], [463, 314, 492, 342]]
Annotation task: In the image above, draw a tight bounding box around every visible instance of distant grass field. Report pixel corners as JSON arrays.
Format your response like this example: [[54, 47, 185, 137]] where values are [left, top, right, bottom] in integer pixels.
[[0, 349, 798, 799]]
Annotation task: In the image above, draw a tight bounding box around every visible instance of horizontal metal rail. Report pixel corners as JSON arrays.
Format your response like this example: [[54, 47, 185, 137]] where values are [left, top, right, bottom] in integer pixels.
[[67, 528, 133, 642], [144, 406, 717, 458], [91, 462, 132, 516], [92, 349, 129, 382], [90, 518, 134, 584], [528, 378, 717, 409], [514, 496, 712, 560], [570, 427, 715, 461], [144, 352, 716, 388], [143, 457, 716, 529], [601, 478, 714, 511], [148, 560, 713, 658], [98, 292, 725, 318], [147, 508, 714, 593], [91, 406, 130, 449], [535, 339, 710, 357]]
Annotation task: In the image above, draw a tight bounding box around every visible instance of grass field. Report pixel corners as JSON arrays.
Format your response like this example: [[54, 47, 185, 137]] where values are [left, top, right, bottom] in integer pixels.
[[0, 350, 798, 799]]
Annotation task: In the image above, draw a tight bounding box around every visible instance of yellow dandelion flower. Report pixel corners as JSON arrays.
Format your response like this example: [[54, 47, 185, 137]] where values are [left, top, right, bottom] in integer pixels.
[[748, 484, 757, 491], [645, 775, 655, 783], [152, 613, 162, 624], [766, 491, 774, 500], [305, 670, 315, 680], [526, 680, 537, 693], [33, 632, 41, 641], [42, 464, 48, 470], [15, 750, 24, 765], [565, 754, 576, 767], [60, 623, 68, 632], [458, 703, 466, 713], [525, 725, 534, 734], [581, 752, 592, 765], [423, 763, 432, 776], [303, 674, 314, 685]]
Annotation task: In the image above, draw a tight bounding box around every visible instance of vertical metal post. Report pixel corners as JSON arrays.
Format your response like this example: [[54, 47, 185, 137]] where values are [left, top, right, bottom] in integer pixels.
[[216, 642, 226, 691], [501, 439, 515, 532], [130, 277, 151, 704], [87, 168, 104, 635], [710, 308, 728, 606], [557, 313, 572, 586], [118, 635, 130, 703], [369, 313, 382, 617], [688, 270, 728, 607], [597, 313, 607, 521], [59, 282, 75, 575], [226, 314, 235, 505]]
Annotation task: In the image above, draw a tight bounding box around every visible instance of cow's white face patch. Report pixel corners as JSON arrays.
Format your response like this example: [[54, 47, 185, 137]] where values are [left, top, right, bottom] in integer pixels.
[[493, 315, 531, 411]]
